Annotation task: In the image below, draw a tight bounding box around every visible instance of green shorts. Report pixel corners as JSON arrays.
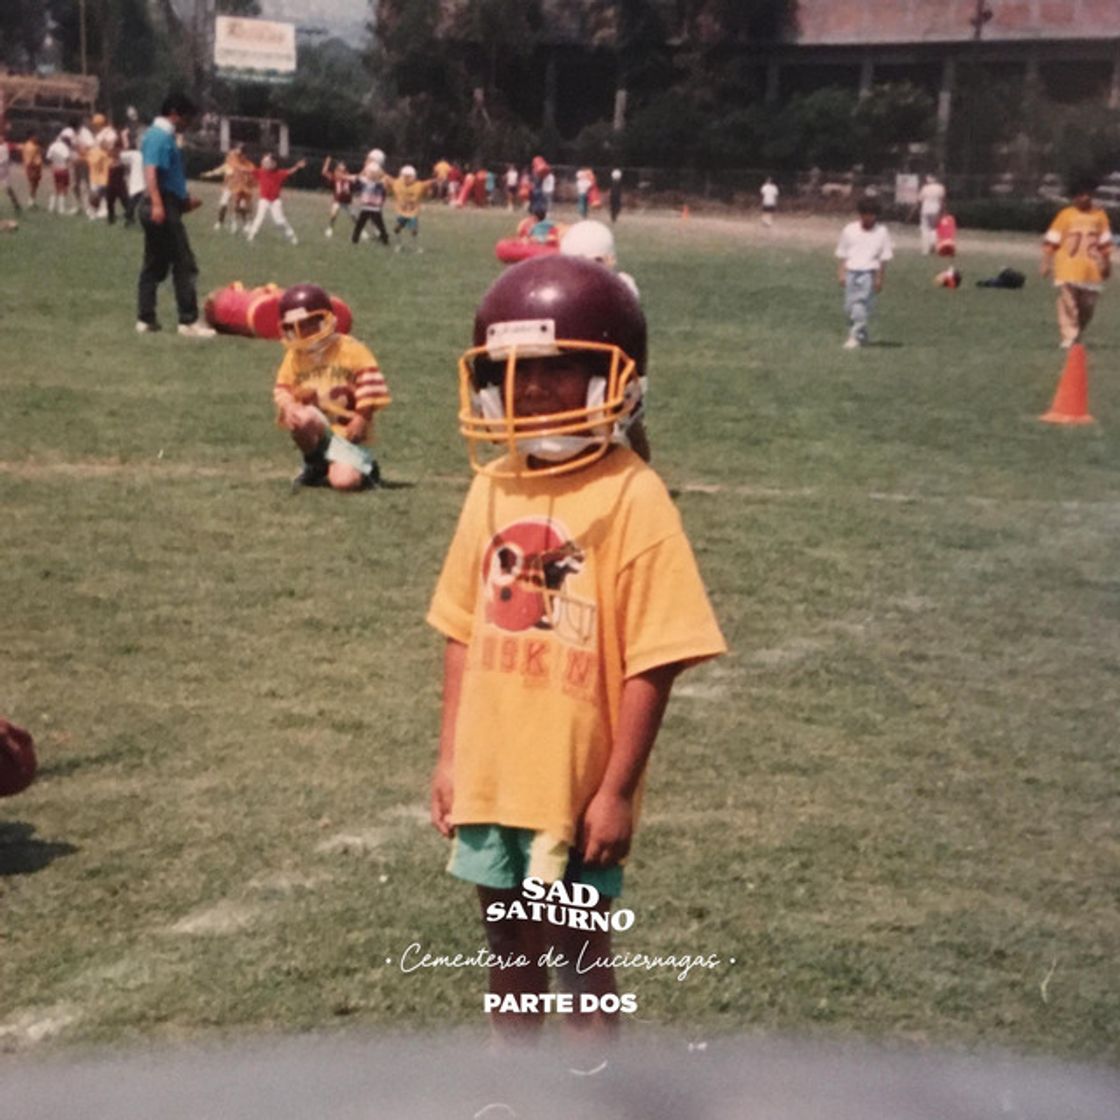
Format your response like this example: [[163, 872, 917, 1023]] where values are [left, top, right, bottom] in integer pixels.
[[395, 215, 419, 232], [449, 824, 623, 899]]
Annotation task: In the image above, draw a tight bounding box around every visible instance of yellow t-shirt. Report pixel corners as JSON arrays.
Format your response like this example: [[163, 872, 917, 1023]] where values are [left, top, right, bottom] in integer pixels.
[[427, 448, 727, 845], [386, 177, 433, 216], [273, 334, 390, 439], [87, 147, 111, 188], [1044, 205, 1112, 287]]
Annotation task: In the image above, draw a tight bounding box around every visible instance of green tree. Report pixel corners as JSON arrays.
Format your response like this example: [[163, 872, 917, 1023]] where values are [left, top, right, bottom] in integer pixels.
[[268, 38, 371, 151], [0, 1, 51, 70], [854, 82, 936, 170], [46, 0, 185, 115]]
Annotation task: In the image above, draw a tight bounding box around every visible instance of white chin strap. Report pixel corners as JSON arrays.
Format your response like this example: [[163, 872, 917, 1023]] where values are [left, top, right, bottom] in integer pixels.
[[475, 377, 613, 461]]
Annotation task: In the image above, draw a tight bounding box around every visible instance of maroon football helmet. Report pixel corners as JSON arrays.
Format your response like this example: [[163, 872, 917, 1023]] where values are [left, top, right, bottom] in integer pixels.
[[458, 255, 646, 475], [279, 283, 337, 350]]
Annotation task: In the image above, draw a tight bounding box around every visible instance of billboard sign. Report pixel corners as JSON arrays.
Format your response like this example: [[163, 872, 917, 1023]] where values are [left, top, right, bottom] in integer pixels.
[[214, 16, 296, 84]]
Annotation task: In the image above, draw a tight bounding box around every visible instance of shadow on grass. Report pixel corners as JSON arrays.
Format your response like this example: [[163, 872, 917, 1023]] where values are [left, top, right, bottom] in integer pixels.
[[0, 821, 78, 877], [866, 340, 904, 349]]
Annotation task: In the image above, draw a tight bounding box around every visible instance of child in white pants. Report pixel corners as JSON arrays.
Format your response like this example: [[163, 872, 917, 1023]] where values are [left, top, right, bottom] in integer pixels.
[[247, 154, 306, 244]]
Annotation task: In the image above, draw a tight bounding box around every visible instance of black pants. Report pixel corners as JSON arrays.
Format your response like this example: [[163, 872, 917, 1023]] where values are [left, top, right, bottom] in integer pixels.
[[137, 195, 199, 326], [352, 209, 388, 245], [106, 166, 129, 224]]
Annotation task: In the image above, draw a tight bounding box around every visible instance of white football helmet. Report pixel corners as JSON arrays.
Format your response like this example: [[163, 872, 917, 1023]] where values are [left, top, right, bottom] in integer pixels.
[[560, 220, 617, 269]]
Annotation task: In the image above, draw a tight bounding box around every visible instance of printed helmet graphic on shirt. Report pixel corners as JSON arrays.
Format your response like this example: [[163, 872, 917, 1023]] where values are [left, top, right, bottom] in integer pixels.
[[482, 517, 595, 645]]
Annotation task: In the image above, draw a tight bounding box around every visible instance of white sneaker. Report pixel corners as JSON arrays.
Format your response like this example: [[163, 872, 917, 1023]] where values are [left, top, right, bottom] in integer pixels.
[[842, 336, 861, 350], [178, 321, 217, 339], [213, 221, 222, 231], [324, 228, 333, 238], [135, 320, 161, 334]]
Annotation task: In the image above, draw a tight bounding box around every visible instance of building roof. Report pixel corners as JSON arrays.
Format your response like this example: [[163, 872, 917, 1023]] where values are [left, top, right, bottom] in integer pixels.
[[791, 0, 1120, 45]]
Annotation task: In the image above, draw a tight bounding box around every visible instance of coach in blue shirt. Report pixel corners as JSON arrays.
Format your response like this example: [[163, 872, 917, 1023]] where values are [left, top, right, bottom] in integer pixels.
[[136, 92, 215, 338]]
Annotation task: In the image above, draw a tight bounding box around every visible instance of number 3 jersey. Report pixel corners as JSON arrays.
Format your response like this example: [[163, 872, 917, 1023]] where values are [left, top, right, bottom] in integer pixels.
[[427, 447, 727, 846], [273, 334, 391, 439], [1045, 205, 1113, 289]]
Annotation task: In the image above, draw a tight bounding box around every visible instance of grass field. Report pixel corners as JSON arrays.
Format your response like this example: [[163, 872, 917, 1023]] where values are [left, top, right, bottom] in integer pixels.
[[1, 184, 1118, 1063]]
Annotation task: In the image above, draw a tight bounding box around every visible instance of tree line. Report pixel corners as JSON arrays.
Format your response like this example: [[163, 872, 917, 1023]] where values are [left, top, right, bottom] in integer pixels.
[[3, 0, 1117, 180]]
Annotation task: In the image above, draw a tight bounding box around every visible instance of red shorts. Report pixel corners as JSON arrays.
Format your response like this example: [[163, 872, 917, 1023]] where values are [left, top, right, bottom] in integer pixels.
[[52, 169, 70, 190]]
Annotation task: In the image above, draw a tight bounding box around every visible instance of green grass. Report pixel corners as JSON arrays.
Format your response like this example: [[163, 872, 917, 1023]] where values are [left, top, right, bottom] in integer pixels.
[[1, 187, 1118, 1061]]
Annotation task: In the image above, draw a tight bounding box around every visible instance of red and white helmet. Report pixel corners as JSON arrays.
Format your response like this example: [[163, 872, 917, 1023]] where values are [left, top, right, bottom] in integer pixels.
[[278, 283, 337, 351], [482, 517, 595, 644], [458, 255, 645, 476]]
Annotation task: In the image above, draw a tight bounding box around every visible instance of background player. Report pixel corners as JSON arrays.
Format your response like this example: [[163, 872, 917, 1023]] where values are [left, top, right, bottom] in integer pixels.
[[0, 130, 22, 217], [835, 196, 893, 349], [322, 156, 357, 238], [272, 283, 391, 491], [385, 164, 434, 252], [46, 130, 75, 215], [200, 144, 252, 232], [428, 255, 725, 1042], [20, 133, 43, 209], [1041, 176, 1112, 349], [247, 154, 306, 245], [352, 157, 390, 246], [914, 174, 947, 254], [760, 176, 779, 227]]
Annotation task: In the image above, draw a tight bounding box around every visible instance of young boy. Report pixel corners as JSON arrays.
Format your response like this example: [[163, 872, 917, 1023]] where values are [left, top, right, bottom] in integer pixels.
[[321, 156, 357, 238], [914, 174, 946, 254], [199, 144, 253, 232], [835, 196, 893, 349], [272, 283, 391, 491], [352, 158, 390, 247], [45, 130, 75, 215], [1041, 177, 1112, 349], [428, 255, 726, 1042], [385, 164, 434, 251], [760, 176, 779, 227], [246, 154, 306, 245], [0, 134, 21, 217], [21, 134, 43, 208]]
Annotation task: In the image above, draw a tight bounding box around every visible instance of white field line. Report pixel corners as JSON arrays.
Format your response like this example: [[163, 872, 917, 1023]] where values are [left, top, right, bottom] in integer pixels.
[[3, 457, 1117, 511]]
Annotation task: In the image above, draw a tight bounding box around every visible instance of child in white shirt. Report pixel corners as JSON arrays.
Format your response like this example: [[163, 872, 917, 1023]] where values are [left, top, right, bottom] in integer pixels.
[[835, 196, 893, 349]]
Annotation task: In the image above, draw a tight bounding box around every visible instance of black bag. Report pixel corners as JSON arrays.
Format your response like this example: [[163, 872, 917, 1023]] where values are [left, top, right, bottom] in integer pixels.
[[976, 267, 1025, 289]]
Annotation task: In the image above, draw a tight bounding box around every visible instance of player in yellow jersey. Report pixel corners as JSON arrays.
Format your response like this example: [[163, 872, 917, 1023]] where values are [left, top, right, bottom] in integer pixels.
[[385, 164, 434, 252], [1041, 177, 1112, 349], [272, 284, 391, 491], [199, 144, 254, 233]]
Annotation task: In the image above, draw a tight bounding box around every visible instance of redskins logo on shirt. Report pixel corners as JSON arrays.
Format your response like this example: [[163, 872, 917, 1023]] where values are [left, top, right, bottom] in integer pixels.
[[482, 517, 596, 646]]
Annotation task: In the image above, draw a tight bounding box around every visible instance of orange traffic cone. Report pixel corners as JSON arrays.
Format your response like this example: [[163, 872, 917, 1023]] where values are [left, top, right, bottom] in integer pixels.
[[681, 204, 690, 220], [1040, 343, 1094, 425]]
